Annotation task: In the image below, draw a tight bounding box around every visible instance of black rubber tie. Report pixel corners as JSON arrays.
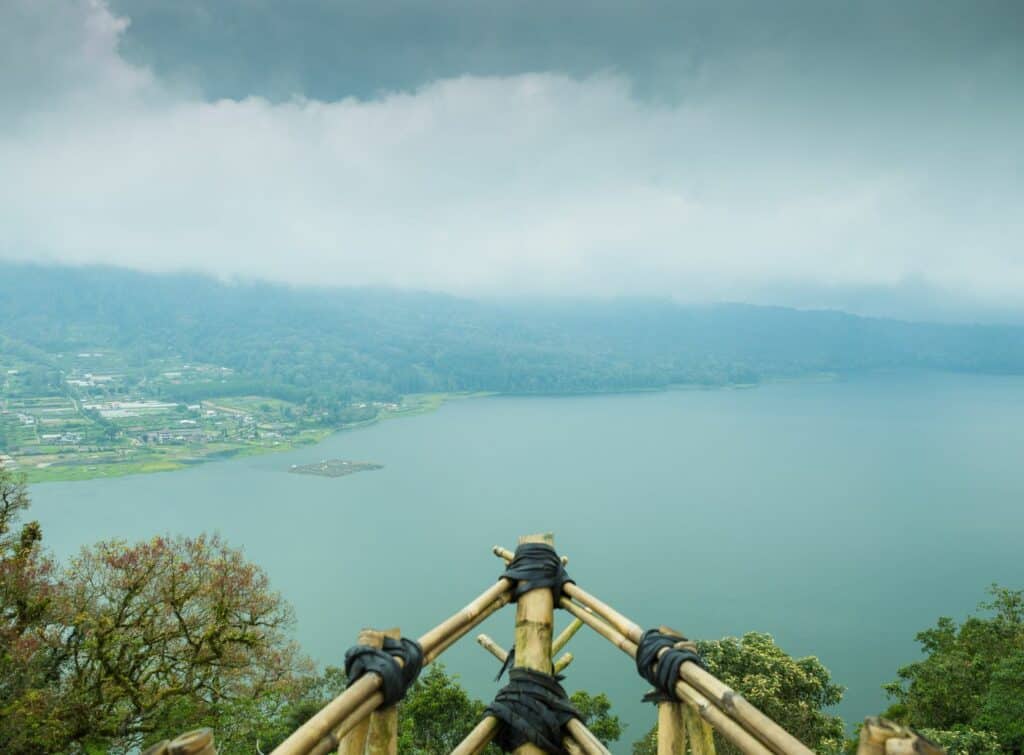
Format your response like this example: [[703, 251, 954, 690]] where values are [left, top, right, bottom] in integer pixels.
[[635, 629, 705, 703], [485, 668, 581, 754], [501, 542, 574, 603], [344, 636, 424, 707]]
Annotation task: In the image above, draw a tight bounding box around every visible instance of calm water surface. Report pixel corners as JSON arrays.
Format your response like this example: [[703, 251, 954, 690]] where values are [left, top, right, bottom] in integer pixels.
[[29, 372, 1024, 747]]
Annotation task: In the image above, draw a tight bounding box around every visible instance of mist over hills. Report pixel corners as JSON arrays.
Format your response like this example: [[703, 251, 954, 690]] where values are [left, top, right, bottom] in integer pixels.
[[2, 262, 1023, 404]]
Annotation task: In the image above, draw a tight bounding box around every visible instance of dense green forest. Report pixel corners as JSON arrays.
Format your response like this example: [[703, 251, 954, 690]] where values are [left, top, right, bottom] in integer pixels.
[[3, 263, 1024, 411]]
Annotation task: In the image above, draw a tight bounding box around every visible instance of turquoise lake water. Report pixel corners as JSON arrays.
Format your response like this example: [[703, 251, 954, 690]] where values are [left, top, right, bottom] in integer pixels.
[[28, 371, 1024, 749]]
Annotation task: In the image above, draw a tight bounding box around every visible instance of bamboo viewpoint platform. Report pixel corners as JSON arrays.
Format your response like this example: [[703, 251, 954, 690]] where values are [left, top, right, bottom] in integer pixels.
[[199, 533, 938, 755]]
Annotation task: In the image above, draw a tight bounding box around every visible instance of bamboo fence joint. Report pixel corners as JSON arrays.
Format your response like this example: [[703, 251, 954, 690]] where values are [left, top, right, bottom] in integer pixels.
[[512, 533, 557, 755], [267, 533, 871, 755], [337, 629, 383, 755], [857, 718, 944, 755], [272, 578, 514, 755], [367, 628, 401, 755]]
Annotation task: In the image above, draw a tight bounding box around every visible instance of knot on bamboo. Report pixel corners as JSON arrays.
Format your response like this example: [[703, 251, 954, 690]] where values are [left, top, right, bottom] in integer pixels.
[[344, 636, 424, 707], [484, 668, 581, 755], [636, 628, 704, 703], [502, 542, 573, 602]]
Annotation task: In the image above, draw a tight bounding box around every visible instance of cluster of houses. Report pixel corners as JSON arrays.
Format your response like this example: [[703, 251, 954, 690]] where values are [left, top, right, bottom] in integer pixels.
[[139, 428, 208, 445], [66, 373, 119, 389], [40, 432, 84, 445]]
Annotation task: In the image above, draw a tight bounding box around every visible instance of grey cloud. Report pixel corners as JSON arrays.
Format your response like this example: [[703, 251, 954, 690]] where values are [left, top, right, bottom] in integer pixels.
[[104, 0, 1023, 102], [1, 0, 1022, 321]]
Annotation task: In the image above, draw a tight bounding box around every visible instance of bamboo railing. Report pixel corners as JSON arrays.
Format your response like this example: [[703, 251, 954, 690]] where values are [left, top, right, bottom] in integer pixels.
[[231, 533, 941, 755]]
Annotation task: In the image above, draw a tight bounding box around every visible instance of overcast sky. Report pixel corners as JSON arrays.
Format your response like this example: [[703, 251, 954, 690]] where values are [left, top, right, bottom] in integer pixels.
[[1, 0, 1022, 320]]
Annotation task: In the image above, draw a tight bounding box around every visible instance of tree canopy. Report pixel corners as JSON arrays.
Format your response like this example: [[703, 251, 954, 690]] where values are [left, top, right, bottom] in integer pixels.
[[632, 633, 845, 755], [883, 585, 1024, 754], [0, 463, 313, 753]]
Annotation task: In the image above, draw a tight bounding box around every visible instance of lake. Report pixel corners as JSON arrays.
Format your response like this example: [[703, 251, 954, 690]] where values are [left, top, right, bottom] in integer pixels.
[[28, 371, 1024, 749]]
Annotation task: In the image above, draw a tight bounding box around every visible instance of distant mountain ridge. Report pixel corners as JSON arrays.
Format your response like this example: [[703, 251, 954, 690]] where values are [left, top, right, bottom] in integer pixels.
[[2, 262, 1023, 403]]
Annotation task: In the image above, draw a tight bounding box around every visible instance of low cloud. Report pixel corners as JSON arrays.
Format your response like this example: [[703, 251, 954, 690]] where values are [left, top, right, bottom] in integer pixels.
[[2, 0, 1022, 319]]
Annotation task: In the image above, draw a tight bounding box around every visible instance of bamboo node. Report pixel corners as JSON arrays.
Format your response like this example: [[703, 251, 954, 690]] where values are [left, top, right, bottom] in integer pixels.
[[720, 690, 737, 713]]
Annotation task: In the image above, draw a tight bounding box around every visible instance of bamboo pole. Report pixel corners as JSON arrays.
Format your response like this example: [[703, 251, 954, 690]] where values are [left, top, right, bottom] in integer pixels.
[[658, 702, 686, 755], [563, 735, 587, 755], [559, 587, 812, 755], [565, 720, 612, 755], [512, 533, 556, 755], [558, 597, 637, 656], [679, 665, 810, 755], [425, 592, 512, 664], [366, 629, 400, 755], [477, 633, 510, 663], [553, 652, 574, 673], [338, 630, 381, 755], [562, 583, 644, 642], [552, 618, 584, 654], [674, 680, 769, 755], [451, 717, 501, 755], [307, 695, 381, 755], [419, 579, 514, 655], [273, 579, 513, 755], [274, 675, 382, 755], [683, 703, 716, 755], [559, 597, 774, 755]]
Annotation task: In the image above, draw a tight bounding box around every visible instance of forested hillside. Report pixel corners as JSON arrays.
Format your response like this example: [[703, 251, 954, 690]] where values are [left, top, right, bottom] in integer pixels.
[[3, 263, 1024, 408]]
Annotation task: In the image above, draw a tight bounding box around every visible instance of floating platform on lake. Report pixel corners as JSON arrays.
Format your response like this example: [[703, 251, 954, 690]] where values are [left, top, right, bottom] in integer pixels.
[[288, 459, 383, 478]]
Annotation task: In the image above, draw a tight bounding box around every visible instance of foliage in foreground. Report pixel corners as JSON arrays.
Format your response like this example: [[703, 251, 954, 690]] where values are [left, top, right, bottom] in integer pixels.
[[8, 456, 1024, 755], [0, 463, 313, 753], [0, 463, 623, 754], [881, 585, 1024, 754], [632, 633, 845, 755]]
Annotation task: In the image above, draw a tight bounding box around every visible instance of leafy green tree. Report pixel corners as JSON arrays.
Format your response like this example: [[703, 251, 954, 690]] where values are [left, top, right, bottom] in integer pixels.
[[60, 533, 309, 752], [570, 690, 623, 745], [978, 652, 1024, 752], [398, 664, 490, 754], [2, 467, 317, 754], [0, 464, 68, 753], [632, 724, 658, 755], [632, 633, 845, 755], [883, 585, 1024, 753], [701, 633, 845, 752], [919, 727, 1004, 755], [210, 665, 349, 755]]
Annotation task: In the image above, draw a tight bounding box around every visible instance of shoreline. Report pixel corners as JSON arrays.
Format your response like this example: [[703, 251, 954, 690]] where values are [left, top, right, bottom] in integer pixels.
[[21, 391, 493, 485], [20, 376, 839, 484]]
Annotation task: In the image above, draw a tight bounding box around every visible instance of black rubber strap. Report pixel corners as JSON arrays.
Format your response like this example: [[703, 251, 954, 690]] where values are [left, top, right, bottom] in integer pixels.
[[502, 542, 574, 603], [485, 668, 581, 754], [344, 636, 424, 707], [635, 629, 704, 702], [496, 647, 516, 680]]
